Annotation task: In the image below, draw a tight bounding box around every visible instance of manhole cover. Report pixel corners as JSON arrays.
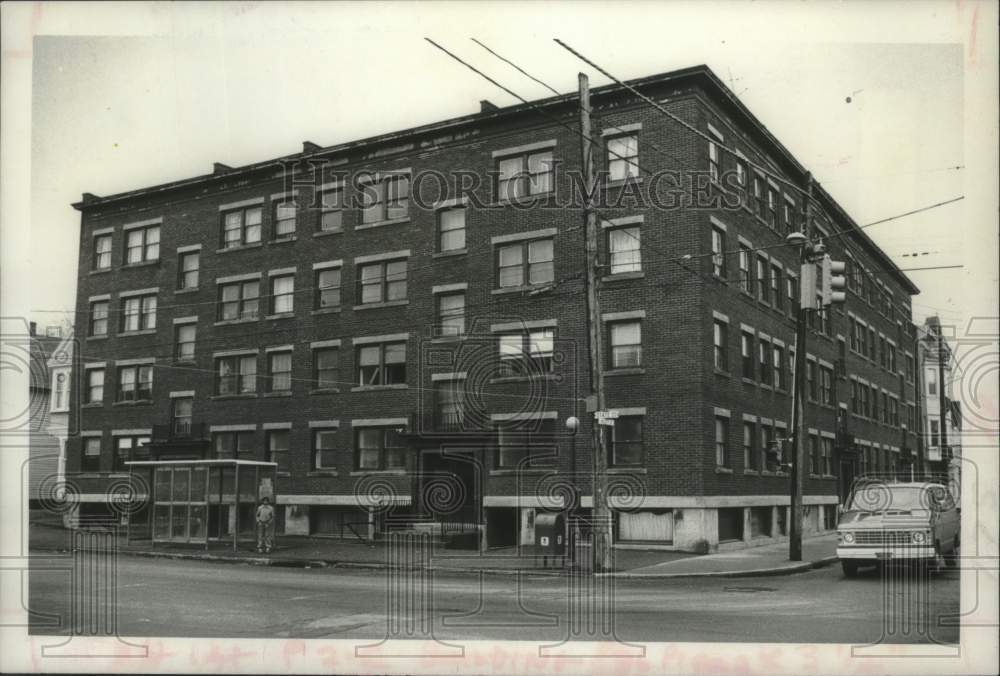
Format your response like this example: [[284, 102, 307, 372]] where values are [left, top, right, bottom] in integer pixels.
[[723, 586, 777, 593]]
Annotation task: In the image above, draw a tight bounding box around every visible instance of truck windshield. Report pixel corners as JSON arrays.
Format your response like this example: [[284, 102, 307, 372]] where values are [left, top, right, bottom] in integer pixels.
[[846, 484, 946, 512]]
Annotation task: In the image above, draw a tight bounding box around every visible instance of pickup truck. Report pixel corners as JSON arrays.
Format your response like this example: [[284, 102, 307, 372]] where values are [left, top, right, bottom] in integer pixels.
[[836, 480, 960, 577]]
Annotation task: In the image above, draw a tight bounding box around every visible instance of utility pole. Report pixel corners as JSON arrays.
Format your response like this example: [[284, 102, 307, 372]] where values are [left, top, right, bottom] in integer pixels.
[[788, 174, 814, 562], [579, 72, 612, 574], [937, 326, 949, 469]]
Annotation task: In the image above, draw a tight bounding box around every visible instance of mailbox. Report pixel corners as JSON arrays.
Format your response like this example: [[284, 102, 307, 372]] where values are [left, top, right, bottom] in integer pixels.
[[534, 512, 565, 557]]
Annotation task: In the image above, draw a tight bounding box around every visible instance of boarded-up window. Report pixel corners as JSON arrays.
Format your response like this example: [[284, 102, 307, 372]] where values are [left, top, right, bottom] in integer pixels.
[[618, 510, 673, 543]]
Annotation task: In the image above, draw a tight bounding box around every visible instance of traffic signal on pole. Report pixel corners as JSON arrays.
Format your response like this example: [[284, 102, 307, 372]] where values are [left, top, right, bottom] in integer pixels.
[[799, 261, 818, 309], [821, 254, 847, 306]]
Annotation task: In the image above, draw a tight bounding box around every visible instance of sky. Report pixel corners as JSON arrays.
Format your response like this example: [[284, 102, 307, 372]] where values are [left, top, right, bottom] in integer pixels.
[[10, 1, 997, 339]]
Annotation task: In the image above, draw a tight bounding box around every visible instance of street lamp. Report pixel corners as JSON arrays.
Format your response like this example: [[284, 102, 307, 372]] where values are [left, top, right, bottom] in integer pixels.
[[565, 416, 580, 566]]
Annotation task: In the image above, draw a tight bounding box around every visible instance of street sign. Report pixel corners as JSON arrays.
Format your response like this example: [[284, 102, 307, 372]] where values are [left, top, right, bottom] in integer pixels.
[[597, 417, 615, 426], [594, 409, 619, 420]]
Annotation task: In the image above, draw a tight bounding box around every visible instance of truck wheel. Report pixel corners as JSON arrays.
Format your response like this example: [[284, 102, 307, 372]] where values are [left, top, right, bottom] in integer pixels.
[[841, 560, 859, 578]]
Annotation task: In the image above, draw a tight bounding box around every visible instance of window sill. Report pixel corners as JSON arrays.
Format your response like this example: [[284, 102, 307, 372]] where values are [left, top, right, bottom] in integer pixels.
[[174, 287, 199, 295], [210, 393, 258, 400], [715, 467, 734, 474], [307, 471, 339, 477], [270, 236, 298, 244], [601, 271, 645, 283], [433, 248, 467, 259], [489, 373, 560, 385], [743, 469, 760, 476], [89, 268, 112, 276], [714, 368, 731, 378], [759, 384, 773, 392], [489, 468, 552, 476], [313, 229, 344, 238], [118, 329, 157, 337], [607, 467, 647, 474], [216, 242, 263, 254], [82, 402, 104, 408], [349, 470, 406, 476], [277, 471, 292, 477], [121, 260, 160, 269], [86, 335, 108, 341], [429, 334, 466, 344], [603, 177, 643, 189], [821, 474, 837, 479], [492, 191, 556, 207], [311, 307, 342, 315], [355, 216, 411, 231], [214, 318, 259, 326], [350, 384, 409, 392], [491, 284, 554, 296], [112, 400, 152, 407], [309, 388, 341, 395], [352, 300, 409, 311], [264, 313, 296, 321], [172, 359, 197, 367], [741, 377, 757, 386], [603, 368, 646, 377], [262, 391, 293, 398]]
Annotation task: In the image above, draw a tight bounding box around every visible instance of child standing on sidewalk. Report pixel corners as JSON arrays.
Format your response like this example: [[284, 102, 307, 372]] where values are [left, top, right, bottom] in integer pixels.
[[255, 496, 275, 553]]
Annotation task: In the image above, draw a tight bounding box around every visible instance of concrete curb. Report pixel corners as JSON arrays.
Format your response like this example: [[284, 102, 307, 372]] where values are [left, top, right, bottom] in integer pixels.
[[32, 543, 838, 579]]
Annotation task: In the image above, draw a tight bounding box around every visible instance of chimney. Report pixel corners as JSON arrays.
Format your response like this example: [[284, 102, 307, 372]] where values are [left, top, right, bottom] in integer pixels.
[[29, 321, 37, 336], [81, 192, 100, 203], [302, 141, 321, 153], [480, 99, 499, 113], [213, 162, 233, 175]]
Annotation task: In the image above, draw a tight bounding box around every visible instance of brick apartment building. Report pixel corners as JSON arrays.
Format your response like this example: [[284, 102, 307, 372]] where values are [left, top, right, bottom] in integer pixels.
[[65, 65, 923, 552]]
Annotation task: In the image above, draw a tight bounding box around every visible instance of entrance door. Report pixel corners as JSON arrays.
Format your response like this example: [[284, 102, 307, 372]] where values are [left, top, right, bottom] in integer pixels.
[[418, 450, 480, 522], [839, 458, 857, 504]]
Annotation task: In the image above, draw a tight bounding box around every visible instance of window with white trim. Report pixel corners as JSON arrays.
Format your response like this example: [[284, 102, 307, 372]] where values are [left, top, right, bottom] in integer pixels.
[[124, 225, 159, 264], [357, 341, 406, 386], [94, 234, 112, 270], [221, 206, 262, 248]]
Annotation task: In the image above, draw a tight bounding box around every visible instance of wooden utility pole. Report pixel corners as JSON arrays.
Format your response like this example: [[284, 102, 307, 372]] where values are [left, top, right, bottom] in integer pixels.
[[937, 327, 949, 466], [789, 174, 814, 562], [579, 72, 612, 574]]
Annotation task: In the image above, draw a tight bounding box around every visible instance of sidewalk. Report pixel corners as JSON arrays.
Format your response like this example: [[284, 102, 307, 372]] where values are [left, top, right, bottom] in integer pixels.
[[28, 521, 836, 578]]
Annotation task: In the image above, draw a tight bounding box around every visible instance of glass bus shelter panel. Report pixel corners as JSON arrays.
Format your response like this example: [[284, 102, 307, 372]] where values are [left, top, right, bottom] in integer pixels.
[[151, 465, 211, 544]]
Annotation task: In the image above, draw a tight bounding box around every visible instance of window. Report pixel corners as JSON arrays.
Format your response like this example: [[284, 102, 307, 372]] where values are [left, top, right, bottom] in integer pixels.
[[437, 292, 465, 337], [313, 429, 338, 470], [821, 438, 833, 476], [361, 174, 410, 223], [357, 341, 406, 386], [124, 225, 160, 264], [94, 234, 112, 270], [214, 431, 253, 459], [713, 319, 728, 372], [743, 421, 756, 469], [82, 437, 101, 472], [714, 415, 729, 467], [270, 275, 295, 314], [608, 227, 641, 274], [215, 355, 257, 394], [735, 159, 748, 205], [806, 361, 817, 400], [758, 339, 771, 385], [178, 251, 199, 290], [711, 227, 726, 278], [887, 344, 897, 373], [740, 332, 754, 379], [218, 280, 260, 321], [114, 435, 150, 472], [497, 238, 554, 288], [435, 381, 464, 430], [312, 348, 339, 390], [772, 345, 784, 390], [117, 364, 153, 402], [267, 430, 290, 473], [756, 257, 770, 303], [438, 207, 466, 252], [273, 200, 297, 239], [738, 244, 752, 293], [221, 206, 262, 248], [609, 320, 642, 369], [783, 198, 795, 234], [267, 351, 292, 393], [868, 327, 877, 361], [766, 187, 778, 228], [707, 139, 720, 183], [86, 368, 104, 404], [608, 134, 639, 181], [820, 366, 833, 405], [498, 150, 553, 200], [172, 397, 193, 436], [809, 435, 820, 475], [611, 416, 643, 466], [929, 419, 940, 448], [926, 368, 938, 395], [498, 329, 555, 376], [771, 265, 783, 310], [315, 268, 341, 310], [174, 323, 196, 361], [359, 259, 407, 304], [356, 427, 406, 470], [120, 294, 157, 332], [760, 424, 774, 470], [89, 300, 109, 337], [786, 275, 797, 313], [318, 187, 343, 232], [53, 373, 67, 411], [752, 175, 764, 218], [497, 419, 554, 468], [905, 354, 915, 383]]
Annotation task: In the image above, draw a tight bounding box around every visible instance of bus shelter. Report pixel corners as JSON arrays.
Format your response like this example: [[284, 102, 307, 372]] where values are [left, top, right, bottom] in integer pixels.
[[126, 459, 278, 552]]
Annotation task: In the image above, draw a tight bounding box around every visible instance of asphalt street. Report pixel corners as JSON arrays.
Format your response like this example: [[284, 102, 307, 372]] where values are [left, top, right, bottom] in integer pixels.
[[28, 555, 960, 644]]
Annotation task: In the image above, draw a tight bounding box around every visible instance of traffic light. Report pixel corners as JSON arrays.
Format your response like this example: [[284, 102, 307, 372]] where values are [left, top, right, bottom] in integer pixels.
[[799, 261, 818, 309], [821, 254, 847, 306]]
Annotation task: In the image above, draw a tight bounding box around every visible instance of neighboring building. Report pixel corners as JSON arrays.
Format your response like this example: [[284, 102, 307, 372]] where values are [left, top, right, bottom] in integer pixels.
[[28, 323, 70, 514], [65, 65, 921, 552], [917, 316, 962, 497]]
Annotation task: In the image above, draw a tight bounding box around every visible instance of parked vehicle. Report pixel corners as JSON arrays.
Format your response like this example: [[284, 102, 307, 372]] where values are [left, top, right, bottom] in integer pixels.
[[836, 480, 960, 577]]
